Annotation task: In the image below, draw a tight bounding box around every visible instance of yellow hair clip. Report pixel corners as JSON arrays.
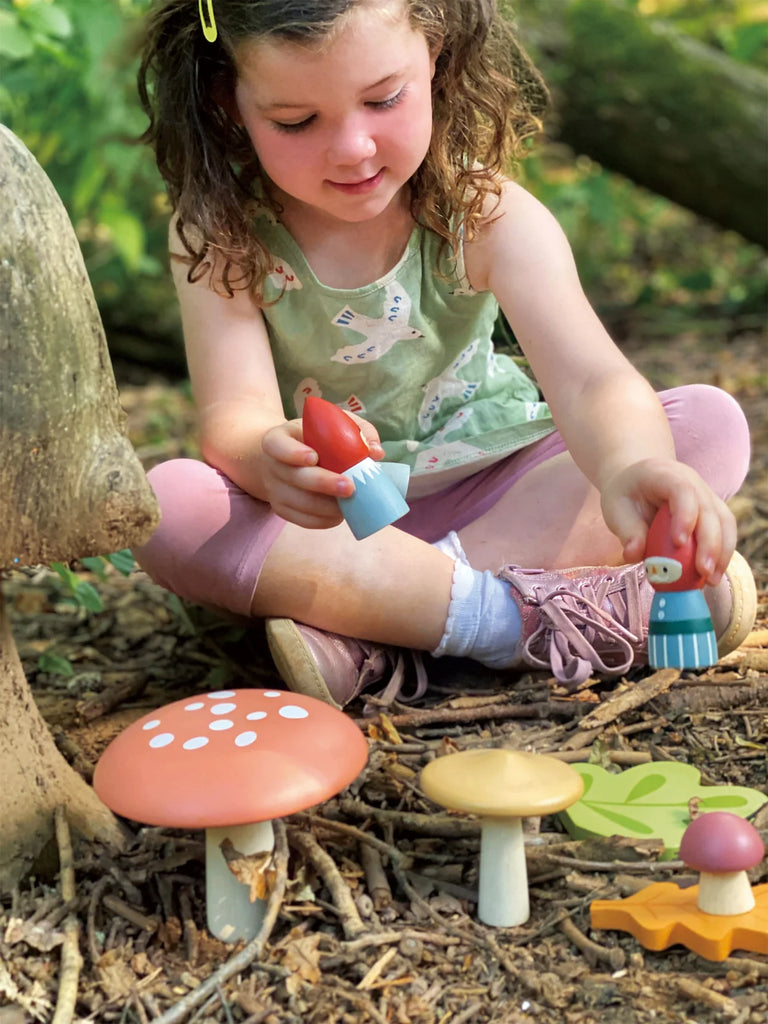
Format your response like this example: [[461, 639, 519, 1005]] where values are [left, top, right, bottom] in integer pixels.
[[199, 0, 217, 42]]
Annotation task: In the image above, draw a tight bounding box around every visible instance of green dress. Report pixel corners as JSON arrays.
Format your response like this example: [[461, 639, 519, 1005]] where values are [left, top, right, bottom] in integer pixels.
[[257, 211, 555, 491]]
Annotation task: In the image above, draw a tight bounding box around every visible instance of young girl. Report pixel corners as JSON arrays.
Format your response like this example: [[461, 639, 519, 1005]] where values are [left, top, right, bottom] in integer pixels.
[[134, 0, 755, 708]]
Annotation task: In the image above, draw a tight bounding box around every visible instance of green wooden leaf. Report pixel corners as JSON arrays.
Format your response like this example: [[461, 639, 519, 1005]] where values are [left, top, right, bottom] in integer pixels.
[[558, 762, 767, 855]]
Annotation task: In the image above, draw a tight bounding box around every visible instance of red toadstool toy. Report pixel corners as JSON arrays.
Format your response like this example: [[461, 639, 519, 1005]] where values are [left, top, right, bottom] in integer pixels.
[[94, 689, 368, 942], [678, 811, 765, 916]]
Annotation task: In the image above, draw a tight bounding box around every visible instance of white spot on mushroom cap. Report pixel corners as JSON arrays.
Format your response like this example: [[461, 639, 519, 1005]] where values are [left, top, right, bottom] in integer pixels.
[[235, 732, 258, 747], [279, 705, 309, 719], [149, 733, 175, 749], [139, 691, 317, 757]]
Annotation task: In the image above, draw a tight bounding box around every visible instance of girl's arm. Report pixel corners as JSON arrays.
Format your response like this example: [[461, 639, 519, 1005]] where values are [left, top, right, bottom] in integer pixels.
[[464, 181, 734, 582], [170, 222, 380, 528]]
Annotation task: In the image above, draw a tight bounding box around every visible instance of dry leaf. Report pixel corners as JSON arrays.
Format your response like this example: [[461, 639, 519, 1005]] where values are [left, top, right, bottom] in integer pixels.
[[220, 839, 276, 902], [280, 932, 323, 992]]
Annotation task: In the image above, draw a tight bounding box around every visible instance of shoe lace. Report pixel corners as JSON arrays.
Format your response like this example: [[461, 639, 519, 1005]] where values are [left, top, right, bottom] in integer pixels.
[[355, 645, 429, 714], [503, 566, 647, 689]]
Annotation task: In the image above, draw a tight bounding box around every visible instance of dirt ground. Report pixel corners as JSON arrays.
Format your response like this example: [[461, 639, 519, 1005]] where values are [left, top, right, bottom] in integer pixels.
[[1, 322, 767, 1024]]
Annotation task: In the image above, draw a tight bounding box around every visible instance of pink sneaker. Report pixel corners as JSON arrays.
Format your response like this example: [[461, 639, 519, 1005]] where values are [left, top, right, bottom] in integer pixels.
[[498, 551, 756, 689], [265, 618, 428, 710]]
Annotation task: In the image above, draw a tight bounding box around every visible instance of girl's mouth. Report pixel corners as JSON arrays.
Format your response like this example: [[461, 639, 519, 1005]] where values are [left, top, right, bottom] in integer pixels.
[[327, 169, 384, 195]]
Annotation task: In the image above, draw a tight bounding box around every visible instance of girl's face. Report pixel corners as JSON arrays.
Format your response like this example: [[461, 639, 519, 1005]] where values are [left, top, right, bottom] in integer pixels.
[[233, 1, 437, 225]]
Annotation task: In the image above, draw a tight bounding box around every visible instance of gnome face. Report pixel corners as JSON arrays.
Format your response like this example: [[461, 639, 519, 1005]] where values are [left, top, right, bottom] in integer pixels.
[[644, 508, 704, 592]]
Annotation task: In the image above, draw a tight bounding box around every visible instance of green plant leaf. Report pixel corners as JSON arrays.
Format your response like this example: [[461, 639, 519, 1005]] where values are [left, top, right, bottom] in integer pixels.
[[73, 581, 103, 613], [0, 13, 34, 59], [80, 556, 109, 580], [21, 2, 72, 39], [38, 652, 74, 677], [105, 549, 136, 576], [558, 762, 767, 855]]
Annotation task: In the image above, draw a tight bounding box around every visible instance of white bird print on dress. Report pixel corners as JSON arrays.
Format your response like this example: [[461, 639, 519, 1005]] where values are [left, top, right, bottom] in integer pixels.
[[267, 259, 302, 292], [330, 282, 423, 364], [417, 340, 481, 431]]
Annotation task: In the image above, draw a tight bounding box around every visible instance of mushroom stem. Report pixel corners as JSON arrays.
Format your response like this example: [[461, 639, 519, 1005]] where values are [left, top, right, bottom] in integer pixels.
[[478, 817, 529, 927], [697, 870, 756, 917], [205, 820, 275, 942]]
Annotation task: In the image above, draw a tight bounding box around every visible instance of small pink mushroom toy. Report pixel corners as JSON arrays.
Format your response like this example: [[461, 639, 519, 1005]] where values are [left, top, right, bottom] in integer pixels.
[[94, 689, 368, 943], [678, 811, 765, 916]]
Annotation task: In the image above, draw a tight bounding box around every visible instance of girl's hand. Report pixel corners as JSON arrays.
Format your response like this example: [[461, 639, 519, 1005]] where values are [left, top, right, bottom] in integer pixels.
[[600, 458, 736, 585], [260, 414, 385, 529]]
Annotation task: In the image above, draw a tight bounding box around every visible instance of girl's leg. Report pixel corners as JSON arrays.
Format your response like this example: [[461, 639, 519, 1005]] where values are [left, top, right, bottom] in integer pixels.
[[458, 385, 750, 570], [135, 458, 455, 651]]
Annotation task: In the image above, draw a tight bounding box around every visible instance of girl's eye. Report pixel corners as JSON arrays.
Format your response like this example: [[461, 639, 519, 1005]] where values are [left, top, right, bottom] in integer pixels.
[[368, 87, 406, 111], [273, 116, 315, 133]]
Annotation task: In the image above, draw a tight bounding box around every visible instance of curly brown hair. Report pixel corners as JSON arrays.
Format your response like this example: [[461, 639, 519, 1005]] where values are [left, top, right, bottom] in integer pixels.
[[138, 0, 547, 299]]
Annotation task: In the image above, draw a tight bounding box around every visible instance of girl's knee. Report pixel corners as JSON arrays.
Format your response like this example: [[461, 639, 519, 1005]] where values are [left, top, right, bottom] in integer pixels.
[[661, 384, 751, 498], [135, 459, 284, 616]]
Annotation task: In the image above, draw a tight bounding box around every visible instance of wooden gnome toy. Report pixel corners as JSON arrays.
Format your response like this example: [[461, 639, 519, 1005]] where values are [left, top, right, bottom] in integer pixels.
[[644, 505, 717, 669], [302, 396, 409, 540]]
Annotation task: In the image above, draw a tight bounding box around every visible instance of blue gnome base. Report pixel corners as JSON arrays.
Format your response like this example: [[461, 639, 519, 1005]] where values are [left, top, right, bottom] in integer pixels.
[[338, 457, 410, 540], [648, 588, 717, 669]]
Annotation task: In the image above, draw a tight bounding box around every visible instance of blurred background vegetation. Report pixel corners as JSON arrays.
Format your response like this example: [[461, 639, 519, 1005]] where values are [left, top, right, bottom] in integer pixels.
[[0, 0, 766, 376]]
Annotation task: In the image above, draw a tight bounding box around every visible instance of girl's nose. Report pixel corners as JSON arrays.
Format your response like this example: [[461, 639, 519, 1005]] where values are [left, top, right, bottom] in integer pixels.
[[328, 122, 377, 165]]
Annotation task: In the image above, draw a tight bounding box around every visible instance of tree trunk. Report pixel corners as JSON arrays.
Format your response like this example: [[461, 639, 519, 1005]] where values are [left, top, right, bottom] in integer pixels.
[[512, 0, 768, 247], [0, 125, 159, 889], [0, 124, 160, 567], [0, 591, 130, 891]]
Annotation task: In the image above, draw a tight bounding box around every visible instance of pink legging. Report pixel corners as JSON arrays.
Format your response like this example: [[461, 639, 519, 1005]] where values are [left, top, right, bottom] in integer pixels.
[[134, 385, 750, 616]]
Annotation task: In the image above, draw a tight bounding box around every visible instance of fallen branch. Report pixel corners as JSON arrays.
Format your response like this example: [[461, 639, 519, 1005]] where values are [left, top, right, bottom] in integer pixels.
[[51, 806, 82, 1024], [576, 669, 680, 731], [362, 698, 593, 730]]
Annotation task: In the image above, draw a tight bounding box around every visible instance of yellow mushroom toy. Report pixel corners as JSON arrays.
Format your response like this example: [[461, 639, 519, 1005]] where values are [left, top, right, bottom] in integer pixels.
[[420, 749, 584, 927]]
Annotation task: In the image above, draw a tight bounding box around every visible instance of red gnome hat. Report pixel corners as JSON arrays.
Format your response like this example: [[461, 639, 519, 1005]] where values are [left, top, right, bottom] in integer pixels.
[[302, 396, 370, 475], [644, 505, 704, 591]]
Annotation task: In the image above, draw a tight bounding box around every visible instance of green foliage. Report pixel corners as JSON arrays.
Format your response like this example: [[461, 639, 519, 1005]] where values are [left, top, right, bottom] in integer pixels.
[[1, 0, 765, 336], [519, 149, 767, 316], [0, 0, 167, 319], [49, 550, 136, 613]]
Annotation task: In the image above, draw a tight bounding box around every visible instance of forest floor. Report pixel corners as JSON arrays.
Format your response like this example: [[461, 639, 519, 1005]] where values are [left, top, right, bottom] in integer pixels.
[[1, 319, 767, 1024]]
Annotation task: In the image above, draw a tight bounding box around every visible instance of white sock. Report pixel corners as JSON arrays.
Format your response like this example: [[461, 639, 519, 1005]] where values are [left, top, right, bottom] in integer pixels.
[[431, 558, 522, 669]]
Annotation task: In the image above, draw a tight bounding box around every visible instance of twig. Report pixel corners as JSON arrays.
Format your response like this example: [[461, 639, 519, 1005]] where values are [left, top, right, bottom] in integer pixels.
[[576, 669, 681, 731], [545, 853, 683, 874], [51, 806, 83, 1024], [360, 843, 393, 909], [559, 916, 626, 971], [78, 671, 149, 720], [365, 698, 593, 729], [102, 894, 159, 933], [342, 928, 460, 952], [289, 829, 366, 939], [674, 977, 740, 1017], [151, 818, 289, 1024], [334, 796, 477, 837]]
